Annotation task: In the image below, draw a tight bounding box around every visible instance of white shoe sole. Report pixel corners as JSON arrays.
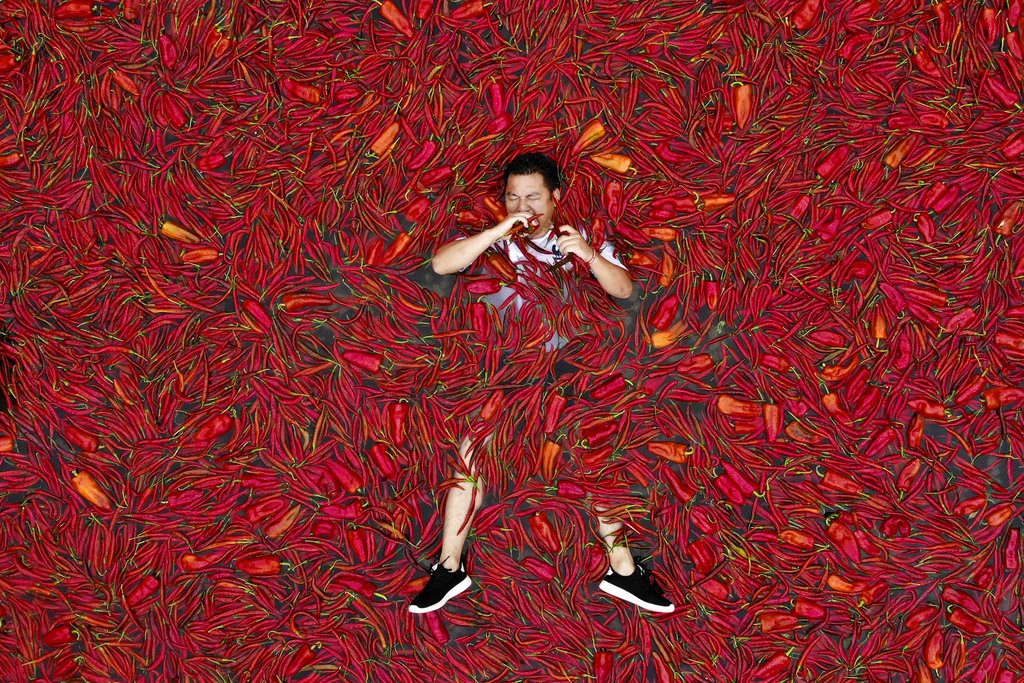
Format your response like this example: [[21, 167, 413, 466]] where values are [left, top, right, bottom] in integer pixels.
[[599, 580, 675, 613], [408, 576, 472, 614]]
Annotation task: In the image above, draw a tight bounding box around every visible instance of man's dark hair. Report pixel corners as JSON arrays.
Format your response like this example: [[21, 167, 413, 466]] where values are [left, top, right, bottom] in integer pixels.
[[503, 152, 561, 192]]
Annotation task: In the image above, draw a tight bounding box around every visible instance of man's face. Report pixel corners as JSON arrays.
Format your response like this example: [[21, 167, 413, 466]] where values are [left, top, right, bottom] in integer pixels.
[[504, 173, 560, 238]]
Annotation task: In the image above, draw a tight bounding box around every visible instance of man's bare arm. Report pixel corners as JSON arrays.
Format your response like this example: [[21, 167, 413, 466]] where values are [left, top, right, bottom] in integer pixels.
[[554, 225, 634, 299], [431, 212, 532, 275], [588, 256, 633, 299]]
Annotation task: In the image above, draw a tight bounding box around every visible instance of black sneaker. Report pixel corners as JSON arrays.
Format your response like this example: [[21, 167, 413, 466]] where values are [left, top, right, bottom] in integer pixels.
[[408, 562, 472, 614], [598, 558, 675, 613]]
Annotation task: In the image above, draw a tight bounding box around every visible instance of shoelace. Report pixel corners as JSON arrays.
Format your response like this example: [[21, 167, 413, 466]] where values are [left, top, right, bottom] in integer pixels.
[[634, 563, 667, 598]]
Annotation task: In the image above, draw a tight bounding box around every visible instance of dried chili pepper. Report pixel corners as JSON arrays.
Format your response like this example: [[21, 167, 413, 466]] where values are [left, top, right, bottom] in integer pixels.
[[237, 555, 282, 576], [70, 470, 113, 512], [591, 153, 631, 174], [538, 440, 561, 480], [41, 623, 77, 649], [380, 0, 415, 38], [572, 120, 606, 155], [528, 512, 560, 554]]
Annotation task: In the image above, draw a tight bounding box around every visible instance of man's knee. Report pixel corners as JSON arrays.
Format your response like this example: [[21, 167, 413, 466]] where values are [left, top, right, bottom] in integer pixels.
[[455, 436, 489, 482], [457, 434, 494, 467]]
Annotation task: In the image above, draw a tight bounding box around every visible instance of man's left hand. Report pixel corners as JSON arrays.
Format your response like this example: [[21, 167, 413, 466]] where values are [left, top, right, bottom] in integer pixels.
[[555, 225, 597, 264]]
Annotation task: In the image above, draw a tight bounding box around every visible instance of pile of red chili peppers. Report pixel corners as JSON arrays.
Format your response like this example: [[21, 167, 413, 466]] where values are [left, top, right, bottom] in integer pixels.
[[0, 0, 1023, 680]]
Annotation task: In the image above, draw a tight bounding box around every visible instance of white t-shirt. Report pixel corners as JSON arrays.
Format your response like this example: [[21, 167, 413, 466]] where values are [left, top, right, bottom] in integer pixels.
[[500, 231, 624, 271], [462, 230, 625, 351]]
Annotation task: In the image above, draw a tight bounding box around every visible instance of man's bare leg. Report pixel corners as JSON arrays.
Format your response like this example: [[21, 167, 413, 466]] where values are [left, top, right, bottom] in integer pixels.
[[594, 503, 675, 612], [595, 504, 636, 575], [438, 436, 485, 571]]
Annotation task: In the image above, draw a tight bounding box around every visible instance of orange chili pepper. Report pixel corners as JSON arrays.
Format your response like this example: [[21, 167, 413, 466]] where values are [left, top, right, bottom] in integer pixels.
[[647, 441, 691, 463], [649, 320, 686, 348], [482, 196, 506, 222], [571, 119, 606, 155], [179, 553, 215, 572], [763, 402, 782, 442], [644, 226, 676, 241], [160, 219, 200, 243], [538, 439, 561, 480], [180, 246, 219, 264], [70, 470, 113, 512], [590, 152, 631, 174], [379, 0, 414, 38], [871, 307, 887, 339], [716, 395, 761, 418], [826, 572, 864, 593], [759, 610, 798, 633], [882, 135, 914, 168], [369, 120, 400, 157], [779, 529, 815, 549], [732, 83, 752, 129]]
